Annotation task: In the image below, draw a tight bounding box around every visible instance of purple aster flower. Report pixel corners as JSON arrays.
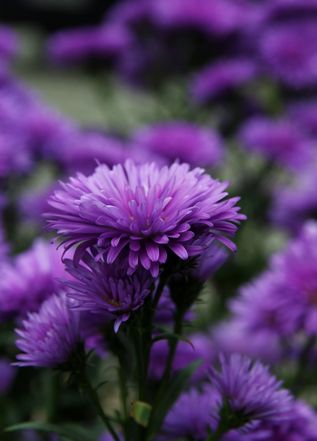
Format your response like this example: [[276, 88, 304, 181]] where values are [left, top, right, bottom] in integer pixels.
[[271, 167, 317, 234], [160, 386, 219, 440], [0, 26, 18, 63], [149, 333, 215, 382], [15, 293, 80, 368], [150, 0, 248, 37], [239, 117, 314, 170], [270, 221, 317, 335], [47, 160, 245, 277], [287, 100, 317, 137], [212, 320, 283, 364], [0, 130, 32, 178], [64, 252, 152, 332], [259, 22, 317, 88], [49, 130, 132, 174], [191, 58, 257, 103], [0, 240, 68, 318], [193, 242, 228, 282], [47, 24, 132, 65], [0, 358, 16, 394], [131, 122, 223, 167], [211, 355, 293, 429], [230, 272, 302, 337], [229, 400, 317, 441]]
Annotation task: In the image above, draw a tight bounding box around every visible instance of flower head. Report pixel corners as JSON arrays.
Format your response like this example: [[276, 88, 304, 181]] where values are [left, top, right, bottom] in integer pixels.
[[64, 252, 153, 332], [211, 354, 293, 428], [271, 168, 317, 233], [131, 121, 223, 167], [0, 240, 67, 318], [47, 24, 131, 65], [260, 22, 317, 88], [47, 160, 244, 277], [161, 386, 219, 440], [15, 293, 80, 368], [239, 117, 313, 170], [191, 58, 257, 103]]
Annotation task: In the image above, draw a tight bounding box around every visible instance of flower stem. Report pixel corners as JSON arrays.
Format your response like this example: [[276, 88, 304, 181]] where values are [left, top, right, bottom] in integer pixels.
[[79, 368, 120, 441]]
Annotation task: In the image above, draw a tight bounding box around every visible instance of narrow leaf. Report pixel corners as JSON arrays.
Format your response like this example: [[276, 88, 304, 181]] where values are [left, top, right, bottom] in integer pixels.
[[6, 421, 95, 441]]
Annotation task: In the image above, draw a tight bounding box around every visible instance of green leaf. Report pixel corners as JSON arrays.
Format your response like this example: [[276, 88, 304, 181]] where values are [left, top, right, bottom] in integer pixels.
[[147, 360, 201, 438], [5, 421, 95, 441], [131, 401, 152, 427]]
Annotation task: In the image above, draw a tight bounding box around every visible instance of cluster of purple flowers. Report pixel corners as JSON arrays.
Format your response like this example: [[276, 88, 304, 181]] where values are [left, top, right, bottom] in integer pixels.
[[2, 0, 317, 439]]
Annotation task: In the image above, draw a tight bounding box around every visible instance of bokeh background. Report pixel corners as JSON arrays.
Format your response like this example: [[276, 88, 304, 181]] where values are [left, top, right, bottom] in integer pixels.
[[2, 0, 317, 440]]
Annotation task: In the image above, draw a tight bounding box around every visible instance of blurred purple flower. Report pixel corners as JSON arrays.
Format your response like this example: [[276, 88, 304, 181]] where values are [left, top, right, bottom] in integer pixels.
[[0, 240, 68, 318], [132, 121, 223, 167], [230, 272, 301, 337], [64, 252, 152, 332], [47, 25, 132, 65], [0, 26, 18, 62], [270, 221, 317, 335], [15, 293, 80, 368], [0, 358, 16, 394], [160, 386, 219, 440], [47, 160, 244, 277], [149, 333, 215, 382], [211, 355, 293, 428], [0, 131, 32, 178], [239, 116, 314, 170], [288, 100, 317, 137], [19, 182, 59, 227], [229, 400, 317, 441], [260, 22, 317, 88], [191, 58, 257, 103], [150, 0, 249, 37], [48, 130, 132, 174], [212, 320, 283, 364], [271, 167, 317, 233]]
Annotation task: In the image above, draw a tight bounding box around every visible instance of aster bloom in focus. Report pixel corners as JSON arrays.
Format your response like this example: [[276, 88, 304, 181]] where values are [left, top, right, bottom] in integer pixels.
[[15, 293, 80, 368], [191, 58, 257, 103], [239, 117, 313, 170], [160, 386, 219, 440], [131, 121, 223, 167], [47, 160, 244, 277], [0, 240, 68, 318], [211, 355, 293, 430], [64, 252, 153, 332]]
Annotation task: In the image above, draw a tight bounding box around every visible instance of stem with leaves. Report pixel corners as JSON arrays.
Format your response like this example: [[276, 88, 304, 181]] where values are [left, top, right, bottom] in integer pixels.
[[78, 368, 120, 441]]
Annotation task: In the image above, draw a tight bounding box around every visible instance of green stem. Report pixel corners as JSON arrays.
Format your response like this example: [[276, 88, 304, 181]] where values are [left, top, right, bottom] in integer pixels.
[[292, 335, 316, 393], [45, 372, 59, 423], [79, 369, 120, 441]]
